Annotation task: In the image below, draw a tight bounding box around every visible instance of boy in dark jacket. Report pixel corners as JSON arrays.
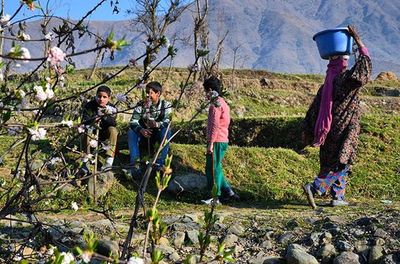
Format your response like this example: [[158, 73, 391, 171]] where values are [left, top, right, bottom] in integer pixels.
[[128, 81, 172, 177], [81, 85, 118, 172]]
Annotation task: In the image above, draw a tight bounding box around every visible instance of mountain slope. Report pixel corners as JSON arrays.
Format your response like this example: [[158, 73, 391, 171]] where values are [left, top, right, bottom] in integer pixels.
[[7, 0, 400, 76]]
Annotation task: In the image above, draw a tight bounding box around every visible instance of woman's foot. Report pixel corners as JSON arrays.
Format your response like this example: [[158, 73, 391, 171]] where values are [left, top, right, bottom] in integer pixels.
[[331, 199, 349, 206], [303, 183, 317, 209]]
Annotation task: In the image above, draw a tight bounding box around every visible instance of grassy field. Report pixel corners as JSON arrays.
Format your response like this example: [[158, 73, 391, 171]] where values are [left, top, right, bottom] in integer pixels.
[[1, 67, 399, 209]]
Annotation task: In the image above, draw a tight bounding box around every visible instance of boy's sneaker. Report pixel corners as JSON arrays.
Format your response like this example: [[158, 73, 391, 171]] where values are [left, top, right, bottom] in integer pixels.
[[303, 183, 317, 209], [101, 157, 114, 171], [201, 198, 220, 205], [331, 199, 349, 207]]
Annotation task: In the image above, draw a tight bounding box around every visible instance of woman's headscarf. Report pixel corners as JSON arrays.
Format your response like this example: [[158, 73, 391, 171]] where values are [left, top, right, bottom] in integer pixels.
[[313, 57, 348, 146]]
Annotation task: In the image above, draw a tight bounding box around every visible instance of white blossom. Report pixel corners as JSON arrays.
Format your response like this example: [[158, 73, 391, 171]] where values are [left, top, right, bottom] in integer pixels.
[[71, 202, 79, 211], [45, 85, 54, 99], [50, 157, 62, 165], [16, 89, 26, 99], [20, 47, 31, 63], [105, 105, 117, 114], [89, 139, 98, 148], [0, 14, 11, 26], [28, 127, 47, 141], [15, 63, 21, 68], [60, 252, 75, 264], [19, 32, 31, 41], [116, 93, 127, 102], [46, 246, 55, 257], [127, 256, 144, 264], [34, 85, 47, 101], [77, 125, 86, 134], [61, 120, 73, 128], [82, 154, 93, 163], [81, 251, 92, 263], [0, 101, 3, 108], [47, 46, 66, 65], [44, 32, 54, 40], [45, 77, 51, 82], [0, 73, 3, 81]]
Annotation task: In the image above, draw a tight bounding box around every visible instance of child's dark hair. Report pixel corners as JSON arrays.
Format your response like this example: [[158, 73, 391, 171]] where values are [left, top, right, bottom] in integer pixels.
[[203, 76, 221, 95], [97, 85, 112, 96], [146, 81, 163, 94]]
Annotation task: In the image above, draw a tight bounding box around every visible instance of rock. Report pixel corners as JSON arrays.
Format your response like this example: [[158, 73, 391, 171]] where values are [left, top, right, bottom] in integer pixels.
[[285, 243, 318, 264], [356, 217, 379, 227], [375, 71, 398, 81], [323, 222, 340, 230], [337, 240, 354, 252], [354, 240, 369, 253], [186, 230, 199, 245], [260, 77, 272, 87], [184, 255, 199, 264], [48, 226, 64, 241], [173, 231, 186, 248], [286, 219, 299, 229], [88, 171, 115, 198], [169, 252, 180, 262], [249, 253, 269, 264], [308, 232, 322, 246], [159, 237, 170, 247], [321, 232, 333, 244], [317, 243, 337, 262], [30, 160, 44, 171], [166, 173, 207, 194], [374, 228, 388, 238], [155, 244, 175, 255], [182, 214, 199, 223], [22, 247, 34, 257], [263, 256, 286, 264], [369, 246, 383, 264], [228, 224, 245, 236], [326, 216, 347, 225], [333, 252, 361, 264], [278, 232, 293, 245], [224, 234, 239, 247], [261, 240, 274, 250], [95, 239, 119, 257], [374, 238, 386, 246], [265, 230, 275, 240], [379, 254, 400, 264]]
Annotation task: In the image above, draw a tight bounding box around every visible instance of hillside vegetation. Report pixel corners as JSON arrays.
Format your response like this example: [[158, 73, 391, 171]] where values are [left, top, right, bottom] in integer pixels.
[[1, 67, 400, 207]]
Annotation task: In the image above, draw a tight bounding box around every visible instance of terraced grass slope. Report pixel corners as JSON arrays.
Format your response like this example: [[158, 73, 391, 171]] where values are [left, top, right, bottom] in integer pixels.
[[1, 67, 399, 207]]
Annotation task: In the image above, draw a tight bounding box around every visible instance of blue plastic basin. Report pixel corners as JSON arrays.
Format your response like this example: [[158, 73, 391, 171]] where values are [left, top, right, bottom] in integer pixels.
[[313, 28, 353, 60]]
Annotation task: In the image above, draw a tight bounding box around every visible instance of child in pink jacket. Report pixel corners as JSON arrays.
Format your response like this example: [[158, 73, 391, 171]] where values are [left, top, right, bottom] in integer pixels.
[[201, 76, 240, 205]]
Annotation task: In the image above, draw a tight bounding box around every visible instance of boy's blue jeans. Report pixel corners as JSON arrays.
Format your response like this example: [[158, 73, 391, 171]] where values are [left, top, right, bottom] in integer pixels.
[[127, 127, 171, 169]]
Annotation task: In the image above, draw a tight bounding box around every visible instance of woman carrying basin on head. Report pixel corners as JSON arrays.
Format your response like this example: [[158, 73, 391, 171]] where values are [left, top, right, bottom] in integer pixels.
[[302, 25, 372, 208]]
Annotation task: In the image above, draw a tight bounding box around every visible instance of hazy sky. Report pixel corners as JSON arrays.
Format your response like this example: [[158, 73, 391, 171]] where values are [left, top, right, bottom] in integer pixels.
[[4, 0, 135, 21]]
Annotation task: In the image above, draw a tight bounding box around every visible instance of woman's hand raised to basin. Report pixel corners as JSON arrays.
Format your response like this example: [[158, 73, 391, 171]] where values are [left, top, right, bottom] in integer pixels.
[[348, 25, 365, 48]]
